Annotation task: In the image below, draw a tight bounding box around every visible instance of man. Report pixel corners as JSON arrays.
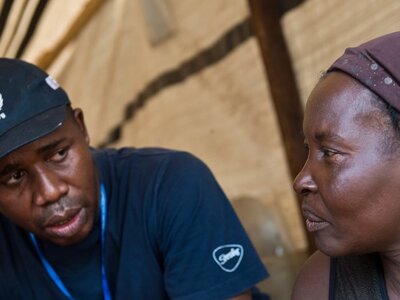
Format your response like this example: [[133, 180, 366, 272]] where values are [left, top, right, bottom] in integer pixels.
[[0, 58, 268, 299]]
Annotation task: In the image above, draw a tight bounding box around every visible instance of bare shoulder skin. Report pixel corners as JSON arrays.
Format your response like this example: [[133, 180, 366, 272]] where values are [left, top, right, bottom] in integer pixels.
[[291, 251, 330, 300]]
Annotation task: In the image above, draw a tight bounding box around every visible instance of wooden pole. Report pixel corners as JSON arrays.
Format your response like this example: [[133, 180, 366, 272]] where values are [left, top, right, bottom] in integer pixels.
[[247, 0, 315, 254]]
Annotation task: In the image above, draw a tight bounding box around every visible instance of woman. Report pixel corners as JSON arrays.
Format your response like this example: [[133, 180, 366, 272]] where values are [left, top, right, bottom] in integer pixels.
[[292, 32, 400, 299]]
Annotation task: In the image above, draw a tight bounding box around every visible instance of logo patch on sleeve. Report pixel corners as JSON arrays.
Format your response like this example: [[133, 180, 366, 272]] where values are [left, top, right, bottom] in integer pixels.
[[212, 244, 243, 272]]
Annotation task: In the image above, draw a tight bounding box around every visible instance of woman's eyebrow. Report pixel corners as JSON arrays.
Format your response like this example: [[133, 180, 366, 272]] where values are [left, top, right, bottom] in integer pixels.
[[315, 132, 344, 143]]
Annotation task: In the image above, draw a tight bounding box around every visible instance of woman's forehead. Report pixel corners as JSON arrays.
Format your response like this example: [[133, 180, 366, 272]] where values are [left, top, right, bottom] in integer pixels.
[[304, 73, 388, 138], [307, 73, 371, 114]]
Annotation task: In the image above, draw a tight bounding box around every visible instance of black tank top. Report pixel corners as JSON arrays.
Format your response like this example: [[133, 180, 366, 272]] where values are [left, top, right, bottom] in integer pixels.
[[329, 254, 389, 300]]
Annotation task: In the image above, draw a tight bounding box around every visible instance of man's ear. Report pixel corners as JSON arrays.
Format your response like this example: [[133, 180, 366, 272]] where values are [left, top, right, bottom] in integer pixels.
[[72, 108, 90, 145]]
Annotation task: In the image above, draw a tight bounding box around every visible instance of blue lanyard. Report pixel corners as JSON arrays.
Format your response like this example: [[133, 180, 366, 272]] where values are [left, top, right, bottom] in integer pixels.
[[29, 184, 112, 300]]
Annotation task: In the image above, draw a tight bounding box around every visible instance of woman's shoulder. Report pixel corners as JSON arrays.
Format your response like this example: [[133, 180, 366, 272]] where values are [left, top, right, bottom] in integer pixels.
[[291, 250, 331, 300]]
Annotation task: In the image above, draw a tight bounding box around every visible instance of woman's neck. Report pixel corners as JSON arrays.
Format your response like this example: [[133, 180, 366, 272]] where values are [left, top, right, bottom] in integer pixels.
[[380, 251, 400, 299]]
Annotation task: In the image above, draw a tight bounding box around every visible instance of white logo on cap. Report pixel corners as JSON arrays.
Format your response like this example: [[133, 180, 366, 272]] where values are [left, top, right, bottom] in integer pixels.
[[45, 76, 60, 90], [212, 244, 243, 272], [0, 93, 6, 119]]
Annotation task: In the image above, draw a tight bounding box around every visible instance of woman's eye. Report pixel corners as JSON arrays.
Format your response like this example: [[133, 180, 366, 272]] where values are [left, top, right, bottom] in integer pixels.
[[320, 148, 346, 164], [322, 148, 336, 157]]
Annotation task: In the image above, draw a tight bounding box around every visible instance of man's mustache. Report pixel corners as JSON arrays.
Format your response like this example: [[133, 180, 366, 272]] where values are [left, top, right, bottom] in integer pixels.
[[37, 197, 80, 224]]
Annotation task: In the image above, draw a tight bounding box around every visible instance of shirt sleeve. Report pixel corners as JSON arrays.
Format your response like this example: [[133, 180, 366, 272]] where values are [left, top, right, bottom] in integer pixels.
[[155, 152, 269, 300]]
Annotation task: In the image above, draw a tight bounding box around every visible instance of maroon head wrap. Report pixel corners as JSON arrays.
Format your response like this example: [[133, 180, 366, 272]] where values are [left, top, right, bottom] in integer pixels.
[[327, 31, 400, 111]]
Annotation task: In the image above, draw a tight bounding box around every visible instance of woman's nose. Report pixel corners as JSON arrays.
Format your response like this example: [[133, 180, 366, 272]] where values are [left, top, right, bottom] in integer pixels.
[[293, 162, 317, 196]]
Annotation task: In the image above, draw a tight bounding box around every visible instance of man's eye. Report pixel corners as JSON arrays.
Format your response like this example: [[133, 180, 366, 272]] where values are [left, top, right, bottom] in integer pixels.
[[6, 170, 26, 185], [51, 148, 68, 162]]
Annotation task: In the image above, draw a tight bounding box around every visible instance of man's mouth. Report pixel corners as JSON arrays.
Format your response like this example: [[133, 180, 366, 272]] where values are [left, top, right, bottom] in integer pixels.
[[44, 208, 86, 238]]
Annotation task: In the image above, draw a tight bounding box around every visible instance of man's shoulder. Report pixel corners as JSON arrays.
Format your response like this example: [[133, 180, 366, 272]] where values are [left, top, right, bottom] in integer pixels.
[[92, 147, 209, 185], [92, 147, 205, 170], [92, 147, 196, 163]]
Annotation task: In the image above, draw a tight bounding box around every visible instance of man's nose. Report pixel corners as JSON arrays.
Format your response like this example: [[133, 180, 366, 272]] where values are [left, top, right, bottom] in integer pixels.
[[33, 167, 68, 206], [293, 161, 317, 196]]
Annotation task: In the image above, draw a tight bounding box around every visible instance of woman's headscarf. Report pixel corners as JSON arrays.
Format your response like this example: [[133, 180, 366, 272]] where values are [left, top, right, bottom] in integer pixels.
[[327, 31, 400, 111]]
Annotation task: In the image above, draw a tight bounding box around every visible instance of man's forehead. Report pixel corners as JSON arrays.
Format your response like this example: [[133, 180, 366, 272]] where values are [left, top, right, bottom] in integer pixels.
[[0, 127, 69, 164], [0, 136, 66, 164], [0, 136, 66, 176], [1, 109, 78, 156]]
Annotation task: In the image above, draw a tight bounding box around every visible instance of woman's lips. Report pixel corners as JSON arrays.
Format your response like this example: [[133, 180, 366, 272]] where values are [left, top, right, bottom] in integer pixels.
[[302, 208, 329, 232], [305, 218, 329, 232], [44, 209, 86, 238]]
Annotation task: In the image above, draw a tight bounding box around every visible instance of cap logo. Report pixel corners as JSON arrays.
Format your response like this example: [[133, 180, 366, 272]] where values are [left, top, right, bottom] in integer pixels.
[[45, 76, 60, 90], [0, 93, 6, 119], [212, 244, 243, 272]]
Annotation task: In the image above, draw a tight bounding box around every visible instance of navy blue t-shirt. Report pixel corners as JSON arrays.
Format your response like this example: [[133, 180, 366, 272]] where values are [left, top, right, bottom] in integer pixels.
[[0, 147, 268, 299]]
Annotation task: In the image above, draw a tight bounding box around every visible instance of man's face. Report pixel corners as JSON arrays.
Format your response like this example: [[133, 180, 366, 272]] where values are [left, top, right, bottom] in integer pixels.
[[294, 72, 400, 257], [0, 108, 99, 246]]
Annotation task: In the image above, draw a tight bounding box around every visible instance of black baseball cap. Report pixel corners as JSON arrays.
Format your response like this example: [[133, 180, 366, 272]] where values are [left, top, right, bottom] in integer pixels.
[[0, 58, 70, 159]]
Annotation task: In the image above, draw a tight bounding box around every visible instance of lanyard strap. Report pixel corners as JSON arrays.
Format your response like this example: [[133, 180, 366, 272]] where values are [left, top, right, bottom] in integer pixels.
[[99, 184, 112, 300], [29, 184, 111, 300]]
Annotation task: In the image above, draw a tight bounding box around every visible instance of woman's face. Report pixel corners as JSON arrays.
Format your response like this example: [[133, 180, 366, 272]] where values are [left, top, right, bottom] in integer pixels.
[[294, 72, 400, 257]]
